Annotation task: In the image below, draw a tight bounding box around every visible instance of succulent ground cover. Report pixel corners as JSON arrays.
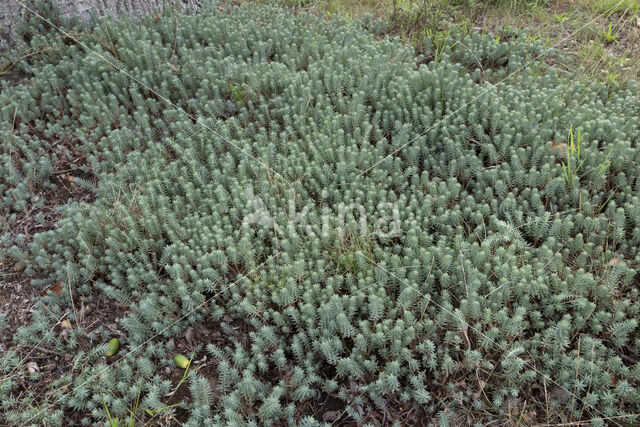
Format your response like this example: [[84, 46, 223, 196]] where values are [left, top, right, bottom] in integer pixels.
[[263, 0, 640, 89], [1, 1, 640, 425]]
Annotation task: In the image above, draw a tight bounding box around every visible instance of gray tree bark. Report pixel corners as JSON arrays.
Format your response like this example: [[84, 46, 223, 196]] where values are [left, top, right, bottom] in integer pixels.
[[1, 0, 203, 48]]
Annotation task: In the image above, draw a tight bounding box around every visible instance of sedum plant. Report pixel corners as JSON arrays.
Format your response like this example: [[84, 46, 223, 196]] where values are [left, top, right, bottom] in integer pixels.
[[1, 0, 640, 425]]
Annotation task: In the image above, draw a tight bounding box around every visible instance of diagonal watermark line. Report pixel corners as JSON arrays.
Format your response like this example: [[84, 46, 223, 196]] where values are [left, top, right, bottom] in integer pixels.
[[12, 1, 295, 194], [7, 0, 638, 425], [330, 250, 628, 427], [345, 0, 635, 184], [4, 2, 299, 422], [12, 248, 278, 423]]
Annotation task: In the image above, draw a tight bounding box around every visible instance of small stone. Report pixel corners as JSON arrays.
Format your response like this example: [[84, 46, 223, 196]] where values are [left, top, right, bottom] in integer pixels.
[[27, 362, 39, 374]]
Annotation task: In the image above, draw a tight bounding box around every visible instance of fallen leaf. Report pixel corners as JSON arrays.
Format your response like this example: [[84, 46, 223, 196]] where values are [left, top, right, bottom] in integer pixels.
[[552, 140, 565, 149], [611, 374, 619, 386], [78, 305, 87, 323], [40, 281, 64, 297], [506, 397, 521, 411], [550, 386, 570, 403], [322, 411, 341, 422], [105, 338, 120, 357], [184, 327, 194, 346]]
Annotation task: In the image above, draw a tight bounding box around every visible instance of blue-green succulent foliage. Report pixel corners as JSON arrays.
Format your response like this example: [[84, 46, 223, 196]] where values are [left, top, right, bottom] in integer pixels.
[[1, 1, 640, 425]]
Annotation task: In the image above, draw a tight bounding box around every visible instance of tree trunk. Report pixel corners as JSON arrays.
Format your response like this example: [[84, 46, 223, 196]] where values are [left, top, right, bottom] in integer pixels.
[[1, 0, 203, 48]]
